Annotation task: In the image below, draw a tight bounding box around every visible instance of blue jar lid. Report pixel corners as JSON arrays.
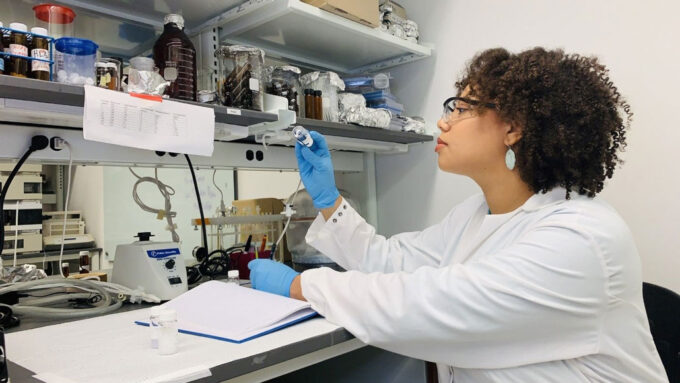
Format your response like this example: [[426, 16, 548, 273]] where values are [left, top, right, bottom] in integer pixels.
[[55, 37, 99, 56]]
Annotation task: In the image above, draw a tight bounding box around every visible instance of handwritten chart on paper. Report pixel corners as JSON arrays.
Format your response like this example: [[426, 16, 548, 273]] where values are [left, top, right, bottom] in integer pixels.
[[82, 86, 215, 156]]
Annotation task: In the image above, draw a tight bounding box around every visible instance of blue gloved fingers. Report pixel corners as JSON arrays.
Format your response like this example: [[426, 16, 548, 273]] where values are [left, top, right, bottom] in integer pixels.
[[308, 131, 330, 155], [299, 145, 322, 164]]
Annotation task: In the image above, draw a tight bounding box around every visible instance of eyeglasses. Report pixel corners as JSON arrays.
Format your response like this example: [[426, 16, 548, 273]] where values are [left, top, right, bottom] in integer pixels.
[[442, 96, 497, 123]]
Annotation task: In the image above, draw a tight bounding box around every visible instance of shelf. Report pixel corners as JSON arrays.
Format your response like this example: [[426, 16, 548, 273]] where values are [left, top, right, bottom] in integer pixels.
[[0, 76, 432, 151], [206, 0, 432, 73]]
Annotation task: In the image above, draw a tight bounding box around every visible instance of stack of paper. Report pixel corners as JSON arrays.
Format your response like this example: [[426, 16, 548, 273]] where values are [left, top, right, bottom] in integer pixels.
[[136, 280, 316, 343]]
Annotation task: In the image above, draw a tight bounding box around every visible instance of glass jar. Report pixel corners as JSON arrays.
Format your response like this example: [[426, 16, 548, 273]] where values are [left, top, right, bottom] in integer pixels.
[[216, 45, 265, 111], [30, 27, 50, 81], [266, 65, 302, 115], [9, 23, 29, 78], [33, 3, 75, 40], [96, 59, 120, 90]]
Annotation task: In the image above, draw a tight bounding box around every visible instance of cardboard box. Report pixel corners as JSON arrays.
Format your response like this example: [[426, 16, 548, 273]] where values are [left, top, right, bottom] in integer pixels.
[[303, 0, 380, 28]]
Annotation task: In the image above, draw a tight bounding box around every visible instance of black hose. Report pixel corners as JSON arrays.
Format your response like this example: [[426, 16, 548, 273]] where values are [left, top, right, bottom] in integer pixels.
[[184, 155, 208, 252]]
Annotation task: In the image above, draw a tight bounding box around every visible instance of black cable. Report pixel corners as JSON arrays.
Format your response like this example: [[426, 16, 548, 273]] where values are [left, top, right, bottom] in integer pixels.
[[0, 136, 48, 251], [184, 155, 208, 253]]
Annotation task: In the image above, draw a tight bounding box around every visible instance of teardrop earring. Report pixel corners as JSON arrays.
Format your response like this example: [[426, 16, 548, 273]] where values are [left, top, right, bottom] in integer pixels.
[[505, 146, 516, 170]]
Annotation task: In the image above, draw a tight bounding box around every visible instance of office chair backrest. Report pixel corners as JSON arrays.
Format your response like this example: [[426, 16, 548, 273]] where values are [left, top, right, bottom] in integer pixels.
[[642, 282, 679, 382]]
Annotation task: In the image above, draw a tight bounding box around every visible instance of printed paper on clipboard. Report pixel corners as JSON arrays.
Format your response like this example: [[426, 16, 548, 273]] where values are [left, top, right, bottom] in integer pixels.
[[82, 85, 215, 156]]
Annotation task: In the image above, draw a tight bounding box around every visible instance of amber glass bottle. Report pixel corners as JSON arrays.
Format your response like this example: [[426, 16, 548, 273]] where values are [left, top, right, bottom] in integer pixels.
[[153, 14, 197, 101]]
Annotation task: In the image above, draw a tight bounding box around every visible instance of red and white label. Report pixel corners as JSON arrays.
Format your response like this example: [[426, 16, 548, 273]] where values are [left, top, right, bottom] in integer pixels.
[[10, 44, 28, 57], [31, 48, 50, 72]]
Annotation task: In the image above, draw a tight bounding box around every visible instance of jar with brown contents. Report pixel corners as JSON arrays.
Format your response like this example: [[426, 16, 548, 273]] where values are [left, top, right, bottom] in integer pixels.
[[30, 27, 50, 81], [9, 23, 29, 78]]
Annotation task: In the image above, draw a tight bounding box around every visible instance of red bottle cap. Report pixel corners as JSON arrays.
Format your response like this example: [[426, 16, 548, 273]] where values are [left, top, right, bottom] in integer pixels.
[[33, 4, 76, 24]]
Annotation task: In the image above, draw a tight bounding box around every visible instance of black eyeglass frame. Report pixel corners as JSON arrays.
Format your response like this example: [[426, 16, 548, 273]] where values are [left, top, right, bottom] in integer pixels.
[[443, 96, 498, 112]]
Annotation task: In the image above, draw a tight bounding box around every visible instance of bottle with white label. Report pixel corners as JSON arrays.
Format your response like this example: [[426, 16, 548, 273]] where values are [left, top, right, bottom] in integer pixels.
[[9, 22, 28, 78], [30, 27, 50, 81], [153, 14, 197, 101]]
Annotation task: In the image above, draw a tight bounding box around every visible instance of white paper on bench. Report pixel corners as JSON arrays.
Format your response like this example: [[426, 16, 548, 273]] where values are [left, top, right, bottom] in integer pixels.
[[136, 280, 316, 343]]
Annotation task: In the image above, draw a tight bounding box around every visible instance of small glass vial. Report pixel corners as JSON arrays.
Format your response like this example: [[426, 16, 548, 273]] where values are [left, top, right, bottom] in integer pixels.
[[79, 250, 90, 274], [292, 126, 313, 147], [9, 23, 29, 78], [149, 306, 164, 349], [30, 27, 50, 81], [314, 90, 323, 120], [61, 262, 70, 277], [157, 309, 178, 355], [227, 269, 240, 285]]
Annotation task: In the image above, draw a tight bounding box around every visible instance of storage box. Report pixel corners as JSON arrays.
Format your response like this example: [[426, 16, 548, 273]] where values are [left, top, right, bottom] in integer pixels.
[[303, 0, 380, 28]]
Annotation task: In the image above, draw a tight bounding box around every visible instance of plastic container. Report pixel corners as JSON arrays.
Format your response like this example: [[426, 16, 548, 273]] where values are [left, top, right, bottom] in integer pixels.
[[157, 309, 178, 355], [153, 14, 197, 101], [33, 4, 75, 40], [227, 269, 240, 285], [130, 56, 155, 71], [149, 306, 164, 349], [55, 37, 97, 85], [216, 45, 265, 111]]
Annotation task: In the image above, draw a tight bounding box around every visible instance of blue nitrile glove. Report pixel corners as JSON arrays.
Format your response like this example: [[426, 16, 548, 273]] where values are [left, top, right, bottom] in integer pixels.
[[248, 259, 299, 297], [295, 131, 340, 209]]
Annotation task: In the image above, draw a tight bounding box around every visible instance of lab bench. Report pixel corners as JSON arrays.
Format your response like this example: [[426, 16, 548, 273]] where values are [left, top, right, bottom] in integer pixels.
[[4, 301, 362, 383]]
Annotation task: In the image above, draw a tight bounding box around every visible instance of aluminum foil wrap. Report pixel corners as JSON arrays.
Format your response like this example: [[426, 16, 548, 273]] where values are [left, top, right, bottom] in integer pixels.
[[338, 93, 392, 129], [380, 7, 420, 42], [1, 264, 47, 283], [300, 71, 346, 122], [389, 115, 426, 134], [127, 69, 171, 96]]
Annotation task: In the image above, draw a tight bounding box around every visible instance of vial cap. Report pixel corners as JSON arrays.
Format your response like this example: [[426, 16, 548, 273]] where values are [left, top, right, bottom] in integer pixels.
[[31, 27, 48, 36], [314, 90, 322, 96], [79, 250, 89, 256], [10, 23, 28, 32], [61, 262, 69, 267], [164, 14, 185, 29], [149, 306, 164, 314], [228, 270, 240, 279]]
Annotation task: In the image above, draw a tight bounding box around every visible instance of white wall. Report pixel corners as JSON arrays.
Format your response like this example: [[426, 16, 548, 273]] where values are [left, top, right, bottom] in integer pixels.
[[237, 170, 301, 200], [101, 167, 235, 264], [377, 0, 680, 292]]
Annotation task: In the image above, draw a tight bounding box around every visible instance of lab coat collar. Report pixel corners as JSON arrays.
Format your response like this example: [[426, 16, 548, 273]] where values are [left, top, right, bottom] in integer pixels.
[[521, 187, 569, 212]]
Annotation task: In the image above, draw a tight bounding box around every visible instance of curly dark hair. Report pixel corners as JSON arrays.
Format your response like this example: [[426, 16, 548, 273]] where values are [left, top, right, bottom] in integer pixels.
[[456, 47, 632, 198]]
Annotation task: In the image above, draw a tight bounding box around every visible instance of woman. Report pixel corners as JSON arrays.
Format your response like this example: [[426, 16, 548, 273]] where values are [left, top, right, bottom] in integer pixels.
[[248, 48, 668, 382]]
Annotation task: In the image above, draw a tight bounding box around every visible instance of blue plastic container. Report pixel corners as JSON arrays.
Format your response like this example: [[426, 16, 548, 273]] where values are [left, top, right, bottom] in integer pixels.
[[54, 37, 99, 85]]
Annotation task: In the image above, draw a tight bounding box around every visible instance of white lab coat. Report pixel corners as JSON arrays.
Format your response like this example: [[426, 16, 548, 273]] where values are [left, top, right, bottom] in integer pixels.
[[301, 187, 668, 383]]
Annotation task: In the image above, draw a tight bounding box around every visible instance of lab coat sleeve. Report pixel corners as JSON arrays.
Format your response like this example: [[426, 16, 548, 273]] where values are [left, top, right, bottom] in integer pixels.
[[305, 197, 454, 273], [301, 219, 609, 369]]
